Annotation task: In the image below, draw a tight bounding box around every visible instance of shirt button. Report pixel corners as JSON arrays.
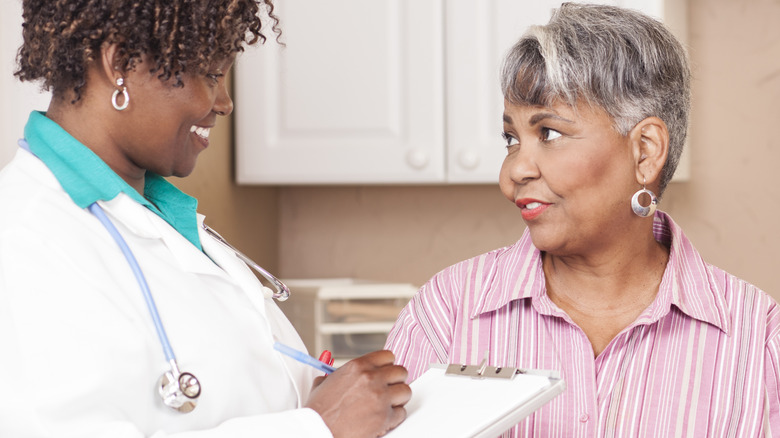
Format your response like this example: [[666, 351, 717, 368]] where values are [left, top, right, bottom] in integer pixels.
[[579, 413, 589, 423]]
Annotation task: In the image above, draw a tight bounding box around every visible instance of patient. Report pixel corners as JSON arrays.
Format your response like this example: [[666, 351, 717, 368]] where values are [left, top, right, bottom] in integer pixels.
[[385, 3, 780, 436]]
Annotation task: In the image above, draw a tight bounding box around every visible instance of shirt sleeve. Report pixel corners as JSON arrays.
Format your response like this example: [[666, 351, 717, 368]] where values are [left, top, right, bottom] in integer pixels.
[[765, 305, 780, 434], [385, 268, 462, 382]]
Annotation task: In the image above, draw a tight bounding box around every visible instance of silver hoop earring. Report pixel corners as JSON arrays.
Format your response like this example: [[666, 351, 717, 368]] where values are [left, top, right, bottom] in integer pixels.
[[631, 178, 658, 217], [112, 78, 129, 111]]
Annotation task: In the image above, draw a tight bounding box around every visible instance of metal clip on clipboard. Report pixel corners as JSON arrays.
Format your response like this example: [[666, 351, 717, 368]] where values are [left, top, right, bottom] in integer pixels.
[[445, 352, 526, 380]]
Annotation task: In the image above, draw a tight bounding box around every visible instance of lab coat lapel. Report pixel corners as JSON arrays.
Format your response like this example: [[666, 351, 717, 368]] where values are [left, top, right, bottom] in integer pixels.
[[99, 196, 227, 278], [197, 220, 311, 406], [197, 219, 320, 407]]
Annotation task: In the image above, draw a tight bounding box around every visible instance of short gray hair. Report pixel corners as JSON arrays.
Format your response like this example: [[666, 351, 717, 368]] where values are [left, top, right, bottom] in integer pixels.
[[500, 2, 690, 194]]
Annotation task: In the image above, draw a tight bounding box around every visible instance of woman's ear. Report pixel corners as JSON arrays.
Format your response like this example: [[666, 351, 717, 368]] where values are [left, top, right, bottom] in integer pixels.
[[98, 42, 123, 87], [629, 116, 669, 187]]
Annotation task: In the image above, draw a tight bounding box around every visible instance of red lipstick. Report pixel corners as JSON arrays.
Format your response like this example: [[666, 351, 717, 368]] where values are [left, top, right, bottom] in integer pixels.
[[516, 198, 550, 221]]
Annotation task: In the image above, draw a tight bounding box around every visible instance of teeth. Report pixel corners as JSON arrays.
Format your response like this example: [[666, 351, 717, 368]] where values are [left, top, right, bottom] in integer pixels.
[[525, 202, 542, 209], [190, 126, 210, 138]]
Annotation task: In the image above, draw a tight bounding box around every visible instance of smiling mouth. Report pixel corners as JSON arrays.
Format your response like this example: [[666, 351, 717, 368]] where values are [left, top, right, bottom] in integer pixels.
[[516, 199, 550, 221], [523, 201, 543, 210], [190, 126, 211, 139]]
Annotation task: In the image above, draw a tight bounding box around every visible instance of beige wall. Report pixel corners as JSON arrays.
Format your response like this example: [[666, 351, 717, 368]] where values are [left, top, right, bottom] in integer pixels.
[[664, 0, 780, 297], [178, 0, 780, 301]]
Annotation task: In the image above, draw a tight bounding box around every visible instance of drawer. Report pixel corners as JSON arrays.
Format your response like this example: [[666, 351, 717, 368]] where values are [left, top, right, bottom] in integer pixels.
[[324, 332, 390, 359], [322, 297, 412, 324], [278, 278, 418, 362]]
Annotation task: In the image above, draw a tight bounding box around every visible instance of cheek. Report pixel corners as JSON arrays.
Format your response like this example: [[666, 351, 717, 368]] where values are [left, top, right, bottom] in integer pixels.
[[184, 84, 216, 111], [548, 152, 630, 210], [555, 149, 611, 185]]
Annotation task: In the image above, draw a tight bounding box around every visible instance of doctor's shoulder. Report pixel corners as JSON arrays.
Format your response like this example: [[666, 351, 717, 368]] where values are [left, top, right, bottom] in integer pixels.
[[0, 150, 115, 281], [0, 151, 90, 233]]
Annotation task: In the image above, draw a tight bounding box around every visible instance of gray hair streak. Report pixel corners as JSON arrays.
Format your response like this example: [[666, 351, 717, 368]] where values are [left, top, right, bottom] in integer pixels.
[[500, 2, 691, 194]]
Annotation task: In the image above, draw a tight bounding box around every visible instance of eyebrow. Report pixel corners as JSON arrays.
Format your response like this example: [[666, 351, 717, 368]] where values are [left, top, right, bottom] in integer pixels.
[[502, 112, 575, 126], [528, 112, 575, 126]]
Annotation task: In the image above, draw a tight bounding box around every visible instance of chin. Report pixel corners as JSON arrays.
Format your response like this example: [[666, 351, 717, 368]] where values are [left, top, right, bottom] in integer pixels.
[[527, 228, 568, 255], [173, 168, 197, 178], [171, 160, 199, 178]]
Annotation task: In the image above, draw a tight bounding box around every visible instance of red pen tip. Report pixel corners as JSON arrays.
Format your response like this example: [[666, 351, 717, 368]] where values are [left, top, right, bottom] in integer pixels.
[[319, 350, 334, 366]]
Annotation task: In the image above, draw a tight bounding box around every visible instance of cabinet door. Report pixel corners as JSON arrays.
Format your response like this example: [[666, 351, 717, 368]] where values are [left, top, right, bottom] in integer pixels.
[[235, 0, 445, 184]]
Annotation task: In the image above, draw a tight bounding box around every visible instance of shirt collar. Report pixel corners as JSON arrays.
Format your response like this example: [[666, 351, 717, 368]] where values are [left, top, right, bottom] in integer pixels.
[[23, 111, 202, 250], [472, 211, 730, 334]]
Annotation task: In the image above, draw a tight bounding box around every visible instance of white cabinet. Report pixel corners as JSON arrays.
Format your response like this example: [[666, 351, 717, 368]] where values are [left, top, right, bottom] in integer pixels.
[[235, 0, 445, 184], [234, 0, 687, 185], [277, 279, 417, 366]]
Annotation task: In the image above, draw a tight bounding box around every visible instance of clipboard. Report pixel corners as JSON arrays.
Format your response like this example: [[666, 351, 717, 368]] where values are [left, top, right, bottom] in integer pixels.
[[385, 360, 566, 438]]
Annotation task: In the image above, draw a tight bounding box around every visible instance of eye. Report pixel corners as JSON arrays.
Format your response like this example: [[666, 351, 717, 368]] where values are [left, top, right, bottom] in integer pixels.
[[541, 127, 562, 141], [501, 131, 519, 147], [206, 73, 224, 84]]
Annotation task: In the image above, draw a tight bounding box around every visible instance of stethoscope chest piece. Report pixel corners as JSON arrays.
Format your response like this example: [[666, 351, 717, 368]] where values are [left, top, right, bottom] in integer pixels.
[[81, 199, 289, 414], [158, 367, 201, 413]]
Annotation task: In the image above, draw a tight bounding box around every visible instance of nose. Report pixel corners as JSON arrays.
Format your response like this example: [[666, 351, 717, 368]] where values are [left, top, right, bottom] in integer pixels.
[[501, 144, 540, 185], [213, 81, 234, 116]]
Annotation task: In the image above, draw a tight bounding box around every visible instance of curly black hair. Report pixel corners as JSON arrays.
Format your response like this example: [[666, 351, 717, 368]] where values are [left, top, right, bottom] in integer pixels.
[[15, 0, 280, 102]]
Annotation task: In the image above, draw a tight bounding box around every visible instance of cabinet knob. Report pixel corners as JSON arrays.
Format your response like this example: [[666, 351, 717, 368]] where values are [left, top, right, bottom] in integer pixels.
[[406, 149, 430, 169], [458, 150, 480, 170]]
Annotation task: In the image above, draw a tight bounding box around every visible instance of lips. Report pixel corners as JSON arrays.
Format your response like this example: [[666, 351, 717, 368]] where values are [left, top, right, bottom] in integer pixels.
[[516, 198, 550, 221], [190, 125, 211, 139], [190, 125, 212, 148]]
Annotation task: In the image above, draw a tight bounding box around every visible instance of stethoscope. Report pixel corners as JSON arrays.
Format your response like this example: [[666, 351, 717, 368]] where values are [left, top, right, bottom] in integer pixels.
[[89, 203, 290, 413], [19, 139, 290, 413]]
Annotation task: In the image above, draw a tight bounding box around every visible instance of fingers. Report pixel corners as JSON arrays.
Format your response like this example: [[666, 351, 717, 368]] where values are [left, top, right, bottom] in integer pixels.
[[345, 350, 408, 384], [375, 363, 408, 387], [356, 349, 396, 366], [304, 350, 412, 438], [380, 405, 408, 436], [388, 380, 412, 408], [311, 375, 326, 390]]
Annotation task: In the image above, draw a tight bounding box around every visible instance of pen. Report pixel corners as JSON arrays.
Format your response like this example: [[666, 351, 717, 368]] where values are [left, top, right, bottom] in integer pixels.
[[318, 350, 334, 366], [273, 342, 337, 375]]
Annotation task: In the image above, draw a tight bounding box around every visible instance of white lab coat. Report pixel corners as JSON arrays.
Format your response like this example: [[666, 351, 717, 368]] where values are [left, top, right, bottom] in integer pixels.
[[0, 147, 333, 437]]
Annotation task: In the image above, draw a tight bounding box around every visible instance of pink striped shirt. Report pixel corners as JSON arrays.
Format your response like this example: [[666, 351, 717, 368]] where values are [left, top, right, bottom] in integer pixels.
[[385, 211, 780, 437]]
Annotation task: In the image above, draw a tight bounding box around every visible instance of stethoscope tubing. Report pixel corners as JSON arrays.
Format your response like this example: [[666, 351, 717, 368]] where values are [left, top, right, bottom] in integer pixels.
[[20, 136, 179, 364], [19, 138, 290, 412], [88, 202, 177, 363], [202, 224, 290, 301]]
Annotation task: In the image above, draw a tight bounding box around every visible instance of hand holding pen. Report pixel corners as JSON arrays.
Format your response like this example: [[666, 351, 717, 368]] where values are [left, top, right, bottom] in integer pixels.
[[273, 342, 411, 438]]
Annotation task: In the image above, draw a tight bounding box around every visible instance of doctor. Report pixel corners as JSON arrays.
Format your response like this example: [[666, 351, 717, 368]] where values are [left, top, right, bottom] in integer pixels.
[[0, 1, 410, 437]]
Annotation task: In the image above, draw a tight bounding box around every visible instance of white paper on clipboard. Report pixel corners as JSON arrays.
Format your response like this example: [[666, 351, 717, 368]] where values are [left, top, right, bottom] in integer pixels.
[[385, 364, 565, 438]]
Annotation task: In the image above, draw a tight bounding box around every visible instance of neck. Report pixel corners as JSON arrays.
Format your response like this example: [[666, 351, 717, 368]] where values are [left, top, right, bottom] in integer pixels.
[[542, 221, 669, 357], [46, 92, 146, 194], [543, 222, 669, 313]]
